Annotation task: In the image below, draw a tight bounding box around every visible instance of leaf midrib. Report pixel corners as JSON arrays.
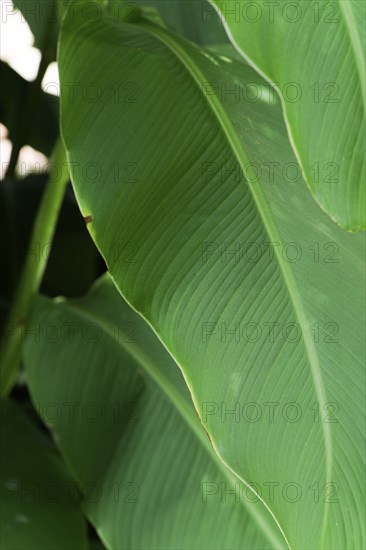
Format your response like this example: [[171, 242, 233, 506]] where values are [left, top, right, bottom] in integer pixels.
[[133, 17, 333, 548]]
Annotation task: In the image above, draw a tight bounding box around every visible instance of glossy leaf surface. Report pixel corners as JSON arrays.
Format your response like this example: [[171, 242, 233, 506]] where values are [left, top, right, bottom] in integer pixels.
[[210, 0, 366, 230], [59, 4, 365, 547], [24, 278, 285, 549]]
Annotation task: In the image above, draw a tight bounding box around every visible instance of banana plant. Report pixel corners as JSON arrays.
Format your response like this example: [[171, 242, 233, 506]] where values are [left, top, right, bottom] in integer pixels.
[[0, 0, 364, 549], [55, 1, 364, 548]]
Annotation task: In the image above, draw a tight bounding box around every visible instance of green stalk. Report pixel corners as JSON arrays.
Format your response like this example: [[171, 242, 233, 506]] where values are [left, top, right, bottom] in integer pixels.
[[0, 137, 69, 398]]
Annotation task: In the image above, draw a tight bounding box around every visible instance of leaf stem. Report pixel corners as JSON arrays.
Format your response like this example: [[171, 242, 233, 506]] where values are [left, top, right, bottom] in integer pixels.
[[0, 137, 69, 398]]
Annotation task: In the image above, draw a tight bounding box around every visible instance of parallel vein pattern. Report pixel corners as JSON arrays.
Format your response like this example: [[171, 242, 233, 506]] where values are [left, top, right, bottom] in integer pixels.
[[211, 0, 366, 230], [58, 3, 365, 548], [24, 279, 285, 550]]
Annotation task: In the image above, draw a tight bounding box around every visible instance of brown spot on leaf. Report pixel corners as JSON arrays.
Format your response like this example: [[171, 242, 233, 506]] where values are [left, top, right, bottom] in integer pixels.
[[84, 215, 93, 225]]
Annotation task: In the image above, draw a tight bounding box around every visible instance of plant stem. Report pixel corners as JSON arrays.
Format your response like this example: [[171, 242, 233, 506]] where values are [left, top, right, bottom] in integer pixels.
[[0, 137, 69, 398]]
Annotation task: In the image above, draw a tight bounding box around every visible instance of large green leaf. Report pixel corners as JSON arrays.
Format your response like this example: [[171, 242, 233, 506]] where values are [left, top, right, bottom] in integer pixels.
[[0, 400, 87, 549], [209, 0, 365, 231], [24, 277, 285, 549], [59, 3, 365, 548]]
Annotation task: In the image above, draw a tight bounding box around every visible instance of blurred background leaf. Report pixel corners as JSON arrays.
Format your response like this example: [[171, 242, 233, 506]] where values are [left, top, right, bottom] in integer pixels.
[[12, 0, 59, 60], [0, 399, 87, 549], [0, 61, 59, 158]]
